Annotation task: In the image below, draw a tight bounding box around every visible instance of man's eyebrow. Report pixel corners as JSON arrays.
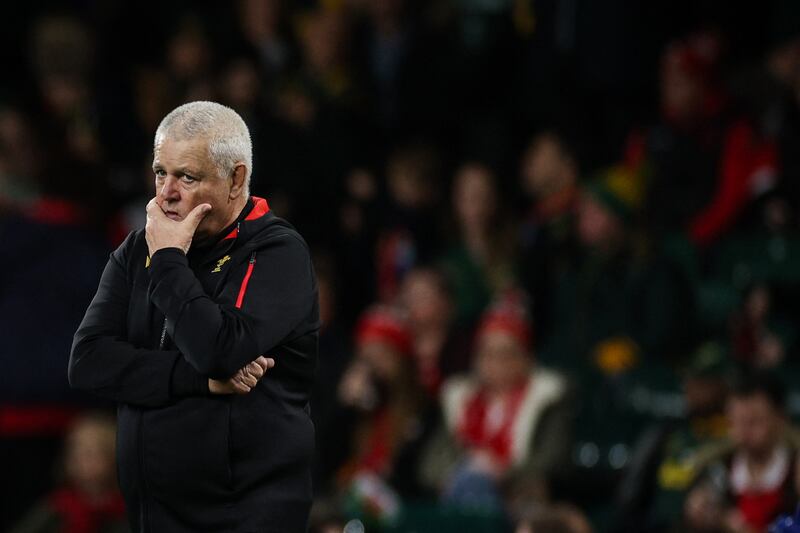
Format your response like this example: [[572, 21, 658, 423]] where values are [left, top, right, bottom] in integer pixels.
[[150, 164, 203, 176], [178, 166, 203, 177]]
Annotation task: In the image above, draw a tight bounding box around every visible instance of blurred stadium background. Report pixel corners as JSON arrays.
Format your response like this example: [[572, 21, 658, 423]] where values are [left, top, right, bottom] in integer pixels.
[[2, 0, 800, 532]]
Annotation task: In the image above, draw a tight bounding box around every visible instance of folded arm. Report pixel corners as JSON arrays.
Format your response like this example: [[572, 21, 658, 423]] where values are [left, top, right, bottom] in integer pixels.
[[69, 245, 209, 407], [148, 234, 315, 379]]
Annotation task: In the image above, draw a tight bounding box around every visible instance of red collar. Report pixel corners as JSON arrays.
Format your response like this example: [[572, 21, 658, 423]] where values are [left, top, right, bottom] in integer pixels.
[[222, 197, 270, 240]]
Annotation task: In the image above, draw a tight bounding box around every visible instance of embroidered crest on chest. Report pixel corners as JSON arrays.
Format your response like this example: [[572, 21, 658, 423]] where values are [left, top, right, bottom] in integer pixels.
[[212, 255, 231, 273]]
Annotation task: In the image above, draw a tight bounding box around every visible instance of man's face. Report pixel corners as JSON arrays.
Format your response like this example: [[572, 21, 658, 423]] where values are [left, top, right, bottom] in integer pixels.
[[152, 136, 236, 240], [400, 272, 450, 328], [727, 393, 784, 457], [577, 193, 622, 248], [476, 330, 530, 393], [521, 137, 571, 197], [453, 165, 495, 230]]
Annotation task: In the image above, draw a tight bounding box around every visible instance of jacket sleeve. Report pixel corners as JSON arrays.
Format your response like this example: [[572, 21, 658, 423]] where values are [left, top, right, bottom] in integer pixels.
[[69, 235, 209, 407], [147, 233, 317, 378]]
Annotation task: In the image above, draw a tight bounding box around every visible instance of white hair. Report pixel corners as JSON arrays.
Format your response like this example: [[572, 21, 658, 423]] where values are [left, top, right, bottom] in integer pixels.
[[155, 101, 252, 194]]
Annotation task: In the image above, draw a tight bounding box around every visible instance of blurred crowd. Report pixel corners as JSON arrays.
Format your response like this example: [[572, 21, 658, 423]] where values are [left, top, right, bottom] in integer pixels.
[[3, 0, 800, 532]]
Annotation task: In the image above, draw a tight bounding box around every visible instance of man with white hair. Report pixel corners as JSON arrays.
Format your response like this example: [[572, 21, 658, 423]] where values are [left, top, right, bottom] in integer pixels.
[[69, 101, 320, 532]]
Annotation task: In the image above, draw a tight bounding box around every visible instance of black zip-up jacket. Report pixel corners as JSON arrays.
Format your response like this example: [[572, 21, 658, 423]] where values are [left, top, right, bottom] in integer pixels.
[[69, 197, 319, 533]]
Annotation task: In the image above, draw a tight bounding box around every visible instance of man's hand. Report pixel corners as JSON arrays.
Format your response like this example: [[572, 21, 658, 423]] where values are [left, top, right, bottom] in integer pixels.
[[209, 356, 275, 395], [145, 198, 211, 255]]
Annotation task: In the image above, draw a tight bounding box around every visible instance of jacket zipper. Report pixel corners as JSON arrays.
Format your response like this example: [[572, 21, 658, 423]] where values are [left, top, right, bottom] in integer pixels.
[[140, 317, 167, 531], [138, 246, 252, 527], [158, 319, 168, 349], [138, 410, 150, 532], [235, 252, 257, 309]]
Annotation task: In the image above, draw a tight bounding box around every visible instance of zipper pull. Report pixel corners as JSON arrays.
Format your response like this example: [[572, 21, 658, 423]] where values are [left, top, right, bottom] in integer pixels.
[[159, 318, 168, 349]]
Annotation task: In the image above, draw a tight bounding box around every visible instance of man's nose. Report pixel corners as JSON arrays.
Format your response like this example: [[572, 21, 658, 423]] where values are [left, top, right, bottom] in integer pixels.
[[158, 175, 180, 202]]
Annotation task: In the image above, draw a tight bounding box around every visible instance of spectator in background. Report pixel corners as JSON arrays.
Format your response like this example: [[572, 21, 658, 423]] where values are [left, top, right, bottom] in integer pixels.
[[29, 13, 117, 230], [237, 0, 296, 82], [259, 3, 370, 243], [294, 4, 356, 107], [685, 373, 800, 533], [353, 0, 448, 138], [336, 305, 434, 516], [10, 413, 128, 533], [629, 30, 782, 248], [356, 0, 414, 131], [30, 13, 101, 166], [375, 143, 443, 302], [538, 165, 692, 511], [164, 15, 216, 102], [730, 282, 795, 370], [517, 131, 580, 338], [688, 114, 779, 248], [440, 163, 517, 329], [420, 293, 572, 514], [615, 342, 731, 533], [730, 2, 800, 235], [399, 266, 471, 397], [625, 32, 728, 241], [218, 53, 266, 131], [540, 164, 693, 370]]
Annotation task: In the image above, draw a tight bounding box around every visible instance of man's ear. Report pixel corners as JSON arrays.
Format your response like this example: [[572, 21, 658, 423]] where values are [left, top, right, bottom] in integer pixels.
[[229, 164, 247, 200]]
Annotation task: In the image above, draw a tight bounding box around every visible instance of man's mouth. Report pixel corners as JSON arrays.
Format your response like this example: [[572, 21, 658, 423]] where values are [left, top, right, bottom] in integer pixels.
[[164, 210, 182, 221]]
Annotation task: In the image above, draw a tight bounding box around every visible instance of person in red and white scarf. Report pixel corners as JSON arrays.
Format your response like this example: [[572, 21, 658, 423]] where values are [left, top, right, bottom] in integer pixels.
[[419, 292, 573, 511], [335, 304, 436, 521]]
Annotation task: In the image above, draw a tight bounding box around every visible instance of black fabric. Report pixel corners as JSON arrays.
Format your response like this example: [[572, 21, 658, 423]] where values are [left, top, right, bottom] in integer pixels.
[[69, 199, 320, 533]]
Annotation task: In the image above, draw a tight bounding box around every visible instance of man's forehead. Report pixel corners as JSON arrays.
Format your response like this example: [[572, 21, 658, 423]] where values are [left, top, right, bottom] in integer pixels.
[[153, 136, 210, 167]]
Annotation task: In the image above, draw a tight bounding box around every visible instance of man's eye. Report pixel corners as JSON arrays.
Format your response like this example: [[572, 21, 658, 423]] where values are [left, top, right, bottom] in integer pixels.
[[154, 169, 166, 178], [182, 175, 197, 183]]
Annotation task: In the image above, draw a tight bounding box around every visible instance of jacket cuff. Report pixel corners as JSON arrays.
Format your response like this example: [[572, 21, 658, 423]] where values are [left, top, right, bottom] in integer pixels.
[[149, 247, 187, 269], [170, 357, 209, 397], [148, 247, 197, 319]]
